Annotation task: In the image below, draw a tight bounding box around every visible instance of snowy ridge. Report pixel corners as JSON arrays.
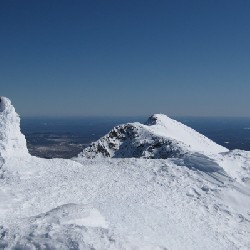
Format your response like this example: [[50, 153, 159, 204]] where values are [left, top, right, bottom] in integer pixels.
[[0, 97, 29, 160], [1, 98, 250, 249], [77, 114, 228, 159], [145, 114, 228, 154]]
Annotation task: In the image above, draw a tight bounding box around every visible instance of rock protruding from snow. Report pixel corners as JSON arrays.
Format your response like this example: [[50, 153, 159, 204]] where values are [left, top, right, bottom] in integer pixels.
[[77, 114, 228, 159], [0, 97, 29, 159]]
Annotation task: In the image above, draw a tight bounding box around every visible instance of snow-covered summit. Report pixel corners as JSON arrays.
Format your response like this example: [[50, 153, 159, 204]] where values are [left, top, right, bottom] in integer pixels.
[[146, 114, 228, 154], [0, 96, 29, 159], [77, 114, 228, 159]]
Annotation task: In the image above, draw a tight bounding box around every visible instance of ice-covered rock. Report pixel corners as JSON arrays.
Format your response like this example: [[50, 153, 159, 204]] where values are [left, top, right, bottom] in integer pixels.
[[0, 97, 29, 160], [77, 114, 228, 159]]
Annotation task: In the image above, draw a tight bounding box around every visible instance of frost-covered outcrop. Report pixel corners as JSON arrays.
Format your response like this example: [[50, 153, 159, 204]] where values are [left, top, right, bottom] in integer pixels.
[[77, 114, 228, 159], [0, 97, 29, 159]]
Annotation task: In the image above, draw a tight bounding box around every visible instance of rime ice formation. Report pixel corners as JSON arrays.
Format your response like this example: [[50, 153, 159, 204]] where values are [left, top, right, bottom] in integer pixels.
[[0, 98, 250, 249], [0, 97, 29, 160], [77, 114, 228, 159]]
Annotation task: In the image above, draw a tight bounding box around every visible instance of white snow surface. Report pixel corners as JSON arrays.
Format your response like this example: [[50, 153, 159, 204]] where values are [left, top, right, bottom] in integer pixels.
[[0, 97, 250, 249]]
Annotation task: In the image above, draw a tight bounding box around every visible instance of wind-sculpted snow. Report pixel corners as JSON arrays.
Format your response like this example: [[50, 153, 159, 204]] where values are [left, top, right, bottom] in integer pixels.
[[77, 114, 228, 160], [0, 98, 250, 249], [0, 97, 29, 160], [0, 204, 120, 250], [1, 157, 250, 249], [220, 149, 250, 183], [0, 97, 29, 179]]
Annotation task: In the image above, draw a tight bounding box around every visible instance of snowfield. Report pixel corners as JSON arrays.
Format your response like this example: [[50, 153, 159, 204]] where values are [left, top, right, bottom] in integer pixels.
[[0, 97, 250, 250]]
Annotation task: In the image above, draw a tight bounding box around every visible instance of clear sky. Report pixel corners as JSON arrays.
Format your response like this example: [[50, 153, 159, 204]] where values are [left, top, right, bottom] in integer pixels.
[[0, 0, 249, 117]]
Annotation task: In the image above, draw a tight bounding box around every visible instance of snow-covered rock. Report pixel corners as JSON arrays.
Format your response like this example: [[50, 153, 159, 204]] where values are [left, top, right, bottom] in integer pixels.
[[1, 98, 250, 249], [0, 97, 29, 160], [77, 114, 228, 159]]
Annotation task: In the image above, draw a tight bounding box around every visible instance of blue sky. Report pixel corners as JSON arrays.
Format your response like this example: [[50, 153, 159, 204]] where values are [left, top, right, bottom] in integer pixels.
[[0, 0, 249, 117]]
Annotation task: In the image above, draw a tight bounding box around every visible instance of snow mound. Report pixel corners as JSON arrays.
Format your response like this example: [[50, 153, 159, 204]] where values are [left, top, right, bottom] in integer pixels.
[[0, 97, 29, 160], [77, 114, 228, 159], [0, 204, 123, 249]]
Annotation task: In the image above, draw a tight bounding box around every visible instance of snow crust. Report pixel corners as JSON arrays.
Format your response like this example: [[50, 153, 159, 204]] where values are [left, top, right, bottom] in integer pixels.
[[1, 157, 250, 249], [0, 98, 250, 249]]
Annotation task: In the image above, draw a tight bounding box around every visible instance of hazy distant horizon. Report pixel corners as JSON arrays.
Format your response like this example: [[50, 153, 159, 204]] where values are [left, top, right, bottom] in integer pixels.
[[20, 115, 250, 158], [21, 115, 250, 119]]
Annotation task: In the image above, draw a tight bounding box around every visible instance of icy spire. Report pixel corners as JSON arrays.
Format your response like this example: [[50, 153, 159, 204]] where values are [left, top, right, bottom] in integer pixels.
[[0, 97, 29, 159]]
